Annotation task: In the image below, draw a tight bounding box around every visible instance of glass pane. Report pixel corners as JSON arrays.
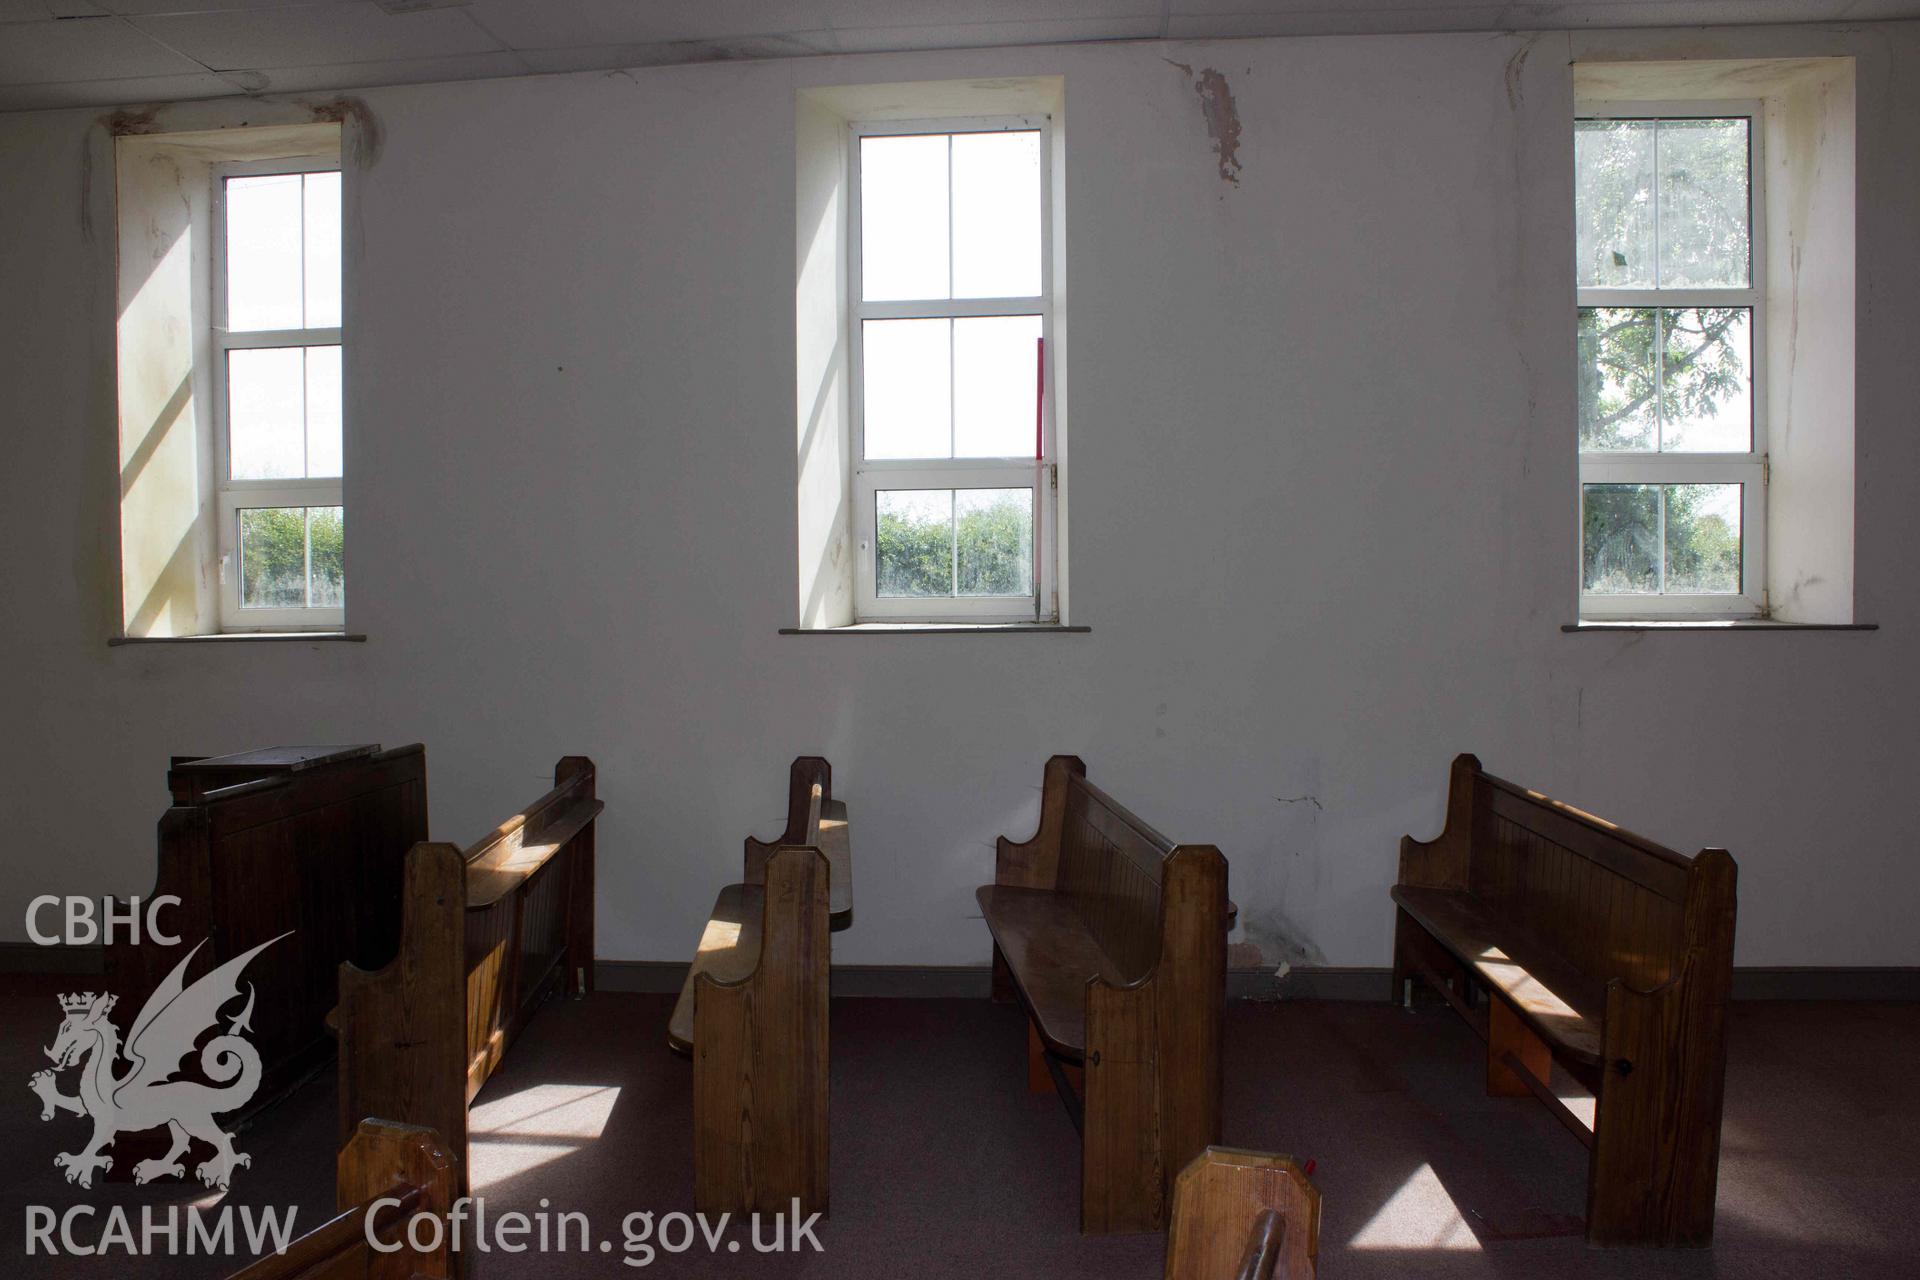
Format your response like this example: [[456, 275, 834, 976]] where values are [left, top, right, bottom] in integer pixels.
[[226, 174, 304, 331], [303, 171, 342, 328], [1577, 308, 1657, 452], [952, 131, 1041, 299], [956, 489, 1034, 597], [239, 507, 310, 608], [308, 506, 345, 607], [876, 489, 953, 597], [1574, 120, 1654, 288], [305, 346, 343, 477], [954, 316, 1042, 458], [861, 134, 949, 302], [863, 319, 951, 459], [1582, 484, 1659, 594], [228, 347, 306, 479], [1657, 118, 1750, 288], [1660, 308, 1751, 452], [1665, 483, 1742, 593]]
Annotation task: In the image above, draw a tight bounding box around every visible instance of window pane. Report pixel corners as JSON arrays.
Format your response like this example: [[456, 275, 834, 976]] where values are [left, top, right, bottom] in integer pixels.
[[954, 316, 1042, 458], [228, 347, 306, 479], [1657, 118, 1749, 288], [305, 346, 343, 477], [876, 489, 953, 597], [303, 171, 342, 328], [1574, 120, 1654, 288], [226, 174, 304, 331], [1660, 308, 1751, 452], [239, 507, 310, 608], [863, 318, 951, 459], [861, 134, 950, 302], [1577, 308, 1657, 452], [952, 131, 1041, 299], [1582, 484, 1659, 594], [308, 506, 345, 607], [956, 489, 1034, 597], [1665, 483, 1741, 593]]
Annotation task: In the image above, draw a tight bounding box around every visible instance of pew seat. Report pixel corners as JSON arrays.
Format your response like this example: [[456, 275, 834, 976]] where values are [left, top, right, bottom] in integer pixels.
[[1389, 884, 1605, 1065], [974, 885, 1120, 1059], [666, 795, 851, 1053]]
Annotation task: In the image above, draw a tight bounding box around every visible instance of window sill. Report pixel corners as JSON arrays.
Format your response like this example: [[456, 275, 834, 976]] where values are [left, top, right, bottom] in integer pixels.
[[1563, 620, 1876, 632], [109, 632, 366, 646], [780, 623, 1090, 635]]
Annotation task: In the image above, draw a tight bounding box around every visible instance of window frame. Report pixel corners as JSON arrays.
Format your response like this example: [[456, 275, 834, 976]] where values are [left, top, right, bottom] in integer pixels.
[[211, 155, 346, 632], [1575, 100, 1767, 620], [848, 114, 1058, 623]]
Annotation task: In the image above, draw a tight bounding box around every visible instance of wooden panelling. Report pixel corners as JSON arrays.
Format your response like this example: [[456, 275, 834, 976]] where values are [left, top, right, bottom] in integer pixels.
[[108, 745, 427, 1145]]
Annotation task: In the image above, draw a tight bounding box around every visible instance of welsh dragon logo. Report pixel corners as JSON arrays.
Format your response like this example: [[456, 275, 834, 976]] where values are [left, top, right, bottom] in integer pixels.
[[28, 934, 283, 1190]]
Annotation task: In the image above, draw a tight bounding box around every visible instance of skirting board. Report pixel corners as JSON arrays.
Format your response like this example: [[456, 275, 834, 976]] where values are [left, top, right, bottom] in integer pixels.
[[2, 947, 1913, 1001], [592, 960, 1920, 1003]]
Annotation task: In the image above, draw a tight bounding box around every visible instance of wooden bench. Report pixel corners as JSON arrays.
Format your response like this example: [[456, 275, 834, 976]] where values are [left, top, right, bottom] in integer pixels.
[[336, 757, 600, 1196], [1164, 1147, 1319, 1280], [978, 755, 1229, 1234], [1391, 753, 1737, 1247], [229, 1119, 454, 1280], [668, 757, 849, 1216], [109, 745, 428, 1120]]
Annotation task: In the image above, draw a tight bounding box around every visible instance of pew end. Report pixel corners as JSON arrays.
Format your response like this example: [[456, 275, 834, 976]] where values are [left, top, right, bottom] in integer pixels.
[[1164, 1147, 1320, 1280]]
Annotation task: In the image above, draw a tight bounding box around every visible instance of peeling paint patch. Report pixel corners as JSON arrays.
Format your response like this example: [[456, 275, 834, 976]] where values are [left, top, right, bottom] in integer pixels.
[[1193, 69, 1243, 184], [1167, 61, 1244, 185], [308, 96, 384, 169], [104, 106, 163, 137]]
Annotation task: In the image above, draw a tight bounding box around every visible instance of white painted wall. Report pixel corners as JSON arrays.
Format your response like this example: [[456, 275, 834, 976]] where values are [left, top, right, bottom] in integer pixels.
[[2, 22, 1915, 969]]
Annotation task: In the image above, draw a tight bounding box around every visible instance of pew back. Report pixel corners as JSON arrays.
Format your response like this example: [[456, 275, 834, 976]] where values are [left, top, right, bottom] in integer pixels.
[[1463, 761, 1693, 992], [1057, 775, 1175, 985]]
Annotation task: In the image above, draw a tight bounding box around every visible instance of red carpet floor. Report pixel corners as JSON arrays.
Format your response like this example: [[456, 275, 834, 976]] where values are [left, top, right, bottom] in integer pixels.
[[1, 981, 1915, 1278]]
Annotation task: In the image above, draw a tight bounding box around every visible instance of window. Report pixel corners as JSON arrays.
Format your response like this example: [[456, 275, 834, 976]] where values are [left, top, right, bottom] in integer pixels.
[[1574, 106, 1764, 617], [850, 118, 1056, 622], [213, 158, 345, 630]]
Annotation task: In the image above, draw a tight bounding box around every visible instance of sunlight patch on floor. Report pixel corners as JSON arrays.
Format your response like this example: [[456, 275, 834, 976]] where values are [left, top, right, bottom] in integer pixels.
[[1348, 1164, 1483, 1251], [468, 1083, 622, 1186]]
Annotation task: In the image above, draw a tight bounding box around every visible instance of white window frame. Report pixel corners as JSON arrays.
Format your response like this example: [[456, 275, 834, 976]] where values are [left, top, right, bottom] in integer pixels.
[[211, 155, 345, 631], [1577, 100, 1767, 620], [849, 115, 1058, 623]]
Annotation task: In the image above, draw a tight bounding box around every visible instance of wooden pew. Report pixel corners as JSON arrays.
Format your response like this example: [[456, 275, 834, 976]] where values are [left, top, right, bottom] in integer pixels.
[[1164, 1147, 1319, 1280], [336, 757, 600, 1196], [978, 755, 1229, 1234], [109, 744, 428, 1118], [1391, 753, 1737, 1247], [229, 1119, 455, 1280], [668, 757, 850, 1216]]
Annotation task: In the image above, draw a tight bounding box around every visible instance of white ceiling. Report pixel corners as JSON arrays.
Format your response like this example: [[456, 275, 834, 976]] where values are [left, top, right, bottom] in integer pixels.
[[0, 0, 1910, 112]]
